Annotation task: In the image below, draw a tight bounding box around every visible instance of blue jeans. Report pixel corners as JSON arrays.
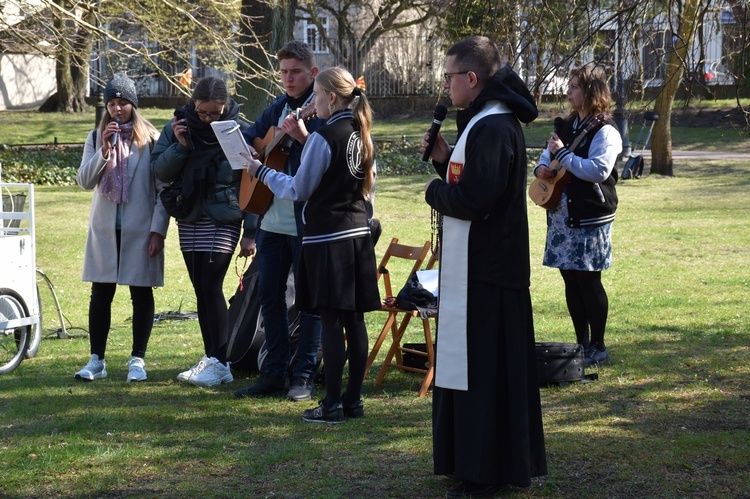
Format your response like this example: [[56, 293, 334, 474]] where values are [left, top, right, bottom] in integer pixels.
[[256, 228, 321, 380]]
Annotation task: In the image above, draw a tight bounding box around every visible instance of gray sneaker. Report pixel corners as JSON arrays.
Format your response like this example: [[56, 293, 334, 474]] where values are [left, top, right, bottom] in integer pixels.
[[287, 376, 315, 401], [126, 356, 147, 382], [75, 354, 107, 381]]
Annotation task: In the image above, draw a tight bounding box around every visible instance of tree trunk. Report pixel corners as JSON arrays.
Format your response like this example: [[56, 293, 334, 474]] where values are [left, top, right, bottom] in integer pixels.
[[49, 0, 93, 113], [650, 0, 705, 176], [237, 0, 296, 120]]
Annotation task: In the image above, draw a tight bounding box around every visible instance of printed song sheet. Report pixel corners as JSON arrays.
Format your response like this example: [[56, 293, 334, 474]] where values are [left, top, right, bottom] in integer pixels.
[[210, 120, 251, 170]]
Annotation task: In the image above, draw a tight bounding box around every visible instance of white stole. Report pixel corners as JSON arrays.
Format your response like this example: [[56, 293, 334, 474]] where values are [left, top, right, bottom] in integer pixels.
[[435, 101, 511, 391]]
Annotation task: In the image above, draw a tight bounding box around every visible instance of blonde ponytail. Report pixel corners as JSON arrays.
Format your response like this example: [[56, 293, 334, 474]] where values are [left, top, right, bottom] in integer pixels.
[[316, 67, 375, 197]]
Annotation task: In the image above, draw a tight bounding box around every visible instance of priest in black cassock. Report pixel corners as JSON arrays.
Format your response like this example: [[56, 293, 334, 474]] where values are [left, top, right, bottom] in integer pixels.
[[422, 35, 547, 498]]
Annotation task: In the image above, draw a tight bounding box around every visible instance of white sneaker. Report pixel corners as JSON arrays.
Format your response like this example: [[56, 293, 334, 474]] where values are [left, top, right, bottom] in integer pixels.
[[188, 357, 233, 387], [126, 356, 147, 382], [75, 354, 107, 381], [177, 355, 209, 382]]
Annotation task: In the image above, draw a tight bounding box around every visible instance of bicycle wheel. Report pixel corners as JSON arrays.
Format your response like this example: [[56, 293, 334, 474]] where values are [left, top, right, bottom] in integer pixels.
[[0, 288, 30, 374], [24, 284, 42, 358]]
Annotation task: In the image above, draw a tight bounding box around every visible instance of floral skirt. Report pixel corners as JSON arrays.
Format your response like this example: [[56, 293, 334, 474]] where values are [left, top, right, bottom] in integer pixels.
[[542, 193, 613, 271]]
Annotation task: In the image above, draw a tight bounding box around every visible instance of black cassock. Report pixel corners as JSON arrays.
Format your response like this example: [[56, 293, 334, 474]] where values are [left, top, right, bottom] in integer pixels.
[[432, 281, 547, 487], [426, 67, 548, 488]]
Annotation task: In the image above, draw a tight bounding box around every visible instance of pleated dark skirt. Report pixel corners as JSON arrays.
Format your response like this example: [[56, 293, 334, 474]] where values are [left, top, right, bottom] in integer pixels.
[[433, 281, 547, 487], [297, 236, 381, 313]]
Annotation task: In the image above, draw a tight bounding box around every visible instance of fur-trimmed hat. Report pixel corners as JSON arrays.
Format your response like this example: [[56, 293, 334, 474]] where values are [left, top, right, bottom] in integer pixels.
[[104, 73, 138, 108]]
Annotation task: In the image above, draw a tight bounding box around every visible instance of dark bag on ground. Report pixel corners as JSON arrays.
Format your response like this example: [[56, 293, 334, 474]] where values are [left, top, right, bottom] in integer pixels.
[[535, 342, 590, 385], [226, 257, 314, 376], [621, 154, 644, 179], [160, 183, 195, 220], [402, 342, 434, 370]]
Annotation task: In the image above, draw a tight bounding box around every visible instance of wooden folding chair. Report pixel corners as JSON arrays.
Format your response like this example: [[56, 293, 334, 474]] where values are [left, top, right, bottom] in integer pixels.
[[365, 237, 438, 397]]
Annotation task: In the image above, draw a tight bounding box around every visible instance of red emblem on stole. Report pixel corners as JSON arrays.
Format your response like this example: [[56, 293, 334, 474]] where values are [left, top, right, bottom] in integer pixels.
[[448, 161, 464, 185]]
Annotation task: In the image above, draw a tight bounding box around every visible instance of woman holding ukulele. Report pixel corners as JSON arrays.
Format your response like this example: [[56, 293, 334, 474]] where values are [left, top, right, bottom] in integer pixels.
[[533, 64, 622, 366]]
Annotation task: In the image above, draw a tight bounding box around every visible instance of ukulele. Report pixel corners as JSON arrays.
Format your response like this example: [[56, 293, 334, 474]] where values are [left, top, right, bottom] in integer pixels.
[[528, 114, 605, 209], [239, 102, 318, 215]]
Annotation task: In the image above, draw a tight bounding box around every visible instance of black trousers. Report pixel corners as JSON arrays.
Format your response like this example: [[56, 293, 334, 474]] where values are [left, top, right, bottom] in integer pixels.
[[88, 282, 154, 359]]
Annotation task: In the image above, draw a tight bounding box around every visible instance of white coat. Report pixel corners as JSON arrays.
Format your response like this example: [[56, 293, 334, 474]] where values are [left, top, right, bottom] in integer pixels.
[[77, 130, 170, 287]]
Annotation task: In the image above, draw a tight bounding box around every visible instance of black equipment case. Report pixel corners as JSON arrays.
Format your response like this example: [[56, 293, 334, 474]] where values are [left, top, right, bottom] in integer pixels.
[[535, 342, 586, 385]]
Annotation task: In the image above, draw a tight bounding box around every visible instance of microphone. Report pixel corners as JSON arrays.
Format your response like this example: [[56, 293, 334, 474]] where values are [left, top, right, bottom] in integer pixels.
[[553, 117, 564, 135], [110, 117, 120, 147], [174, 109, 194, 151], [422, 104, 448, 162], [549, 117, 565, 160]]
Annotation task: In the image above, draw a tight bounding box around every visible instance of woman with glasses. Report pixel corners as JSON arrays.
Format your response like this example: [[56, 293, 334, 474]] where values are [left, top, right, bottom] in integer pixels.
[[151, 76, 258, 387]]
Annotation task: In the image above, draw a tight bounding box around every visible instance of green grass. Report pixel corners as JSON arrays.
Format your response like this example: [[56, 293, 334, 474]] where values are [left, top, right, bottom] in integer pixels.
[[2, 100, 749, 152], [2, 157, 749, 497]]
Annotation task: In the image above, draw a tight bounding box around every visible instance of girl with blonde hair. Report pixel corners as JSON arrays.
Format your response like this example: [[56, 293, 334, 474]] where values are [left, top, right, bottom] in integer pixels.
[[75, 73, 168, 382], [244, 66, 380, 423]]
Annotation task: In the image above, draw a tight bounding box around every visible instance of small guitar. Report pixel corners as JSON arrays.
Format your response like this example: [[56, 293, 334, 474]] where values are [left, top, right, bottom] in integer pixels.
[[528, 114, 605, 209], [239, 103, 317, 215]]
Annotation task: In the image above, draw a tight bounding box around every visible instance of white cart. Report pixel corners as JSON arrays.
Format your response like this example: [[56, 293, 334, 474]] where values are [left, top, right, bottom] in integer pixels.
[[0, 182, 40, 373]]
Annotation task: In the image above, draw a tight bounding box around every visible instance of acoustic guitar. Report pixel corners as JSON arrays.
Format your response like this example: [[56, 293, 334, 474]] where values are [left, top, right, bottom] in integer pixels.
[[239, 103, 317, 214], [528, 114, 605, 209]]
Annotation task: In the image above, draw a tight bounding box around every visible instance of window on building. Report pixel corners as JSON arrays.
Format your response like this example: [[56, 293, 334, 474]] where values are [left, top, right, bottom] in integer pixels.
[[305, 16, 329, 54], [643, 30, 669, 80]]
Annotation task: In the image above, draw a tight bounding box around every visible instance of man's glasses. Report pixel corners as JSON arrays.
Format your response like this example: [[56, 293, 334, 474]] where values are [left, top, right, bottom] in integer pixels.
[[444, 71, 470, 83]]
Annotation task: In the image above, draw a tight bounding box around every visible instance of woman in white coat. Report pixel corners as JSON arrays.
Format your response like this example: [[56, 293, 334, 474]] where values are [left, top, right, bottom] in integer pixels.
[[74, 74, 169, 382]]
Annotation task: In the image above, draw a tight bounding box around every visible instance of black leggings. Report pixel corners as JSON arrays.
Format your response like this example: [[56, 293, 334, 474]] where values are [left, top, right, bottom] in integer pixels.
[[182, 251, 232, 363], [318, 308, 369, 407], [88, 282, 154, 359], [559, 269, 608, 350]]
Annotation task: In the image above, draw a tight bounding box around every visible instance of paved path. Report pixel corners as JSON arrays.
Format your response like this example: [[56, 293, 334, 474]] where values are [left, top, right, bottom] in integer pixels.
[[637, 150, 750, 160]]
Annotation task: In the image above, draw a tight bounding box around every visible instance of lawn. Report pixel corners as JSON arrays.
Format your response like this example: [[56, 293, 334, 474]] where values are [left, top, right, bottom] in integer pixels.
[[1, 99, 749, 152], [1, 154, 748, 497]]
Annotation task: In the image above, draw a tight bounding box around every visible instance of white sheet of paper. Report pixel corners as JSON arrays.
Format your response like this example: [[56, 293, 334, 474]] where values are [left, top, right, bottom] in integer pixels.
[[416, 269, 439, 297], [210, 120, 251, 170]]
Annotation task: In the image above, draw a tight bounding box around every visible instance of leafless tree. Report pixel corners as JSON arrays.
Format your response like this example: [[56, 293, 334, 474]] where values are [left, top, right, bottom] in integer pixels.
[[1, 0, 281, 114], [296, 0, 452, 78]]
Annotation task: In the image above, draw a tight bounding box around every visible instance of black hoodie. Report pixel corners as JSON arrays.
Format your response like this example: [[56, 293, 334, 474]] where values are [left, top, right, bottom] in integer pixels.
[[456, 65, 538, 133], [425, 65, 538, 288]]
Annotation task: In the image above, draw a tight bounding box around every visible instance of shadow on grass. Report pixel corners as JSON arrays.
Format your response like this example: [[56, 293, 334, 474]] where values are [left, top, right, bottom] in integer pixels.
[[538, 322, 750, 498], [1, 355, 444, 498]]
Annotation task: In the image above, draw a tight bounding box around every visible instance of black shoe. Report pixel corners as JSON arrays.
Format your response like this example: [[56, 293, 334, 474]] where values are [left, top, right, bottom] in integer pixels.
[[302, 399, 344, 424], [343, 399, 364, 419], [445, 480, 505, 498], [287, 376, 316, 401], [584, 346, 610, 367], [234, 375, 288, 398]]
